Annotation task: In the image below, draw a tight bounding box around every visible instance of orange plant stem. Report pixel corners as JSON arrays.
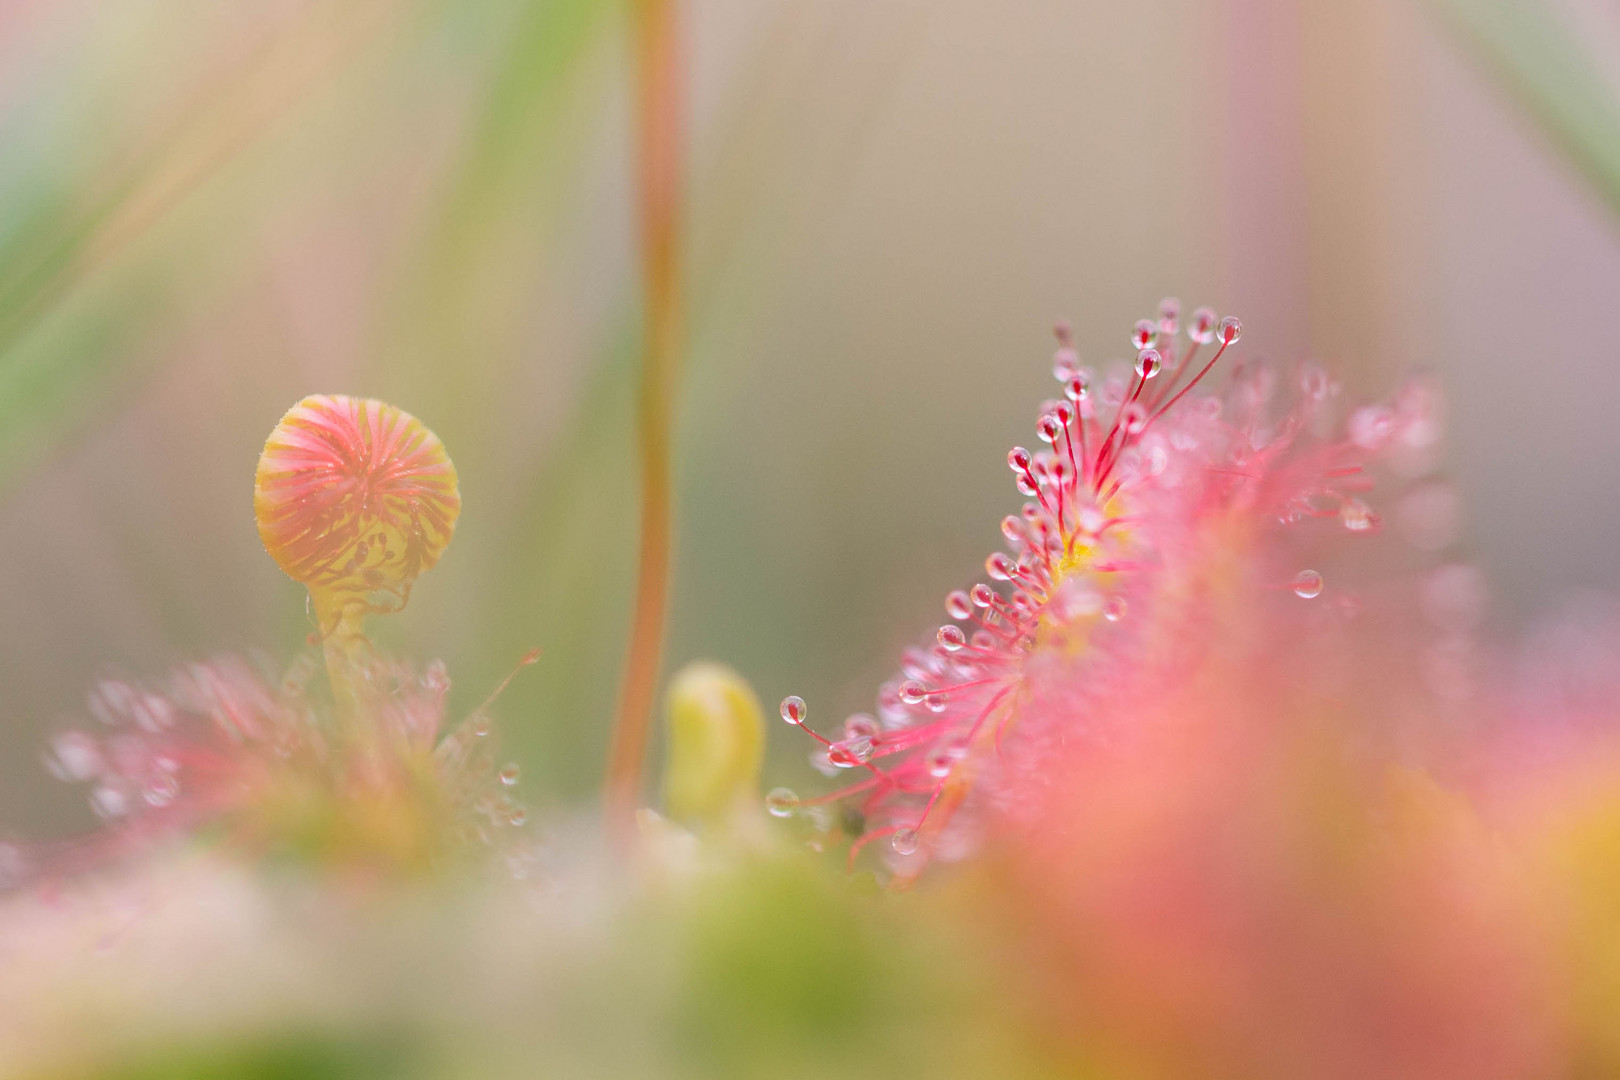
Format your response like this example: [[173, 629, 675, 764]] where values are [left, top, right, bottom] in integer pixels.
[[605, 0, 682, 843]]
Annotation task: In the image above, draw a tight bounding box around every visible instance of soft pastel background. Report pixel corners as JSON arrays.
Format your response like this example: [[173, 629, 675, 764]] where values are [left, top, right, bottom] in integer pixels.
[[1, 0, 1616, 838]]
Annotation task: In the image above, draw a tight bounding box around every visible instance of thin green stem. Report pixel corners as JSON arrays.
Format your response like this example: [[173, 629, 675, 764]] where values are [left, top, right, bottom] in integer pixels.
[[604, 0, 682, 843]]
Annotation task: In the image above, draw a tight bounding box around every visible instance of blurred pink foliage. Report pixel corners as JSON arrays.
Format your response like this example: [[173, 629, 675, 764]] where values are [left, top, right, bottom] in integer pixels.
[[777, 303, 1620, 1075]]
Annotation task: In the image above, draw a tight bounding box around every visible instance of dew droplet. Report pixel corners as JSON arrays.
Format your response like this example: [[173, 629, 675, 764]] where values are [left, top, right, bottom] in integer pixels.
[[1292, 570, 1324, 599], [1346, 406, 1391, 450], [780, 695, 808, 726], [970, 583, 995, 608], [1037, 414, 1063, 444], [898, 681, 927, 706], [900, 646, 938, 681], [1053, 581, 1103, 619], [1007, 446, 1032, 472], [1052, 347, 1080, 382], [1301, 366, 1329, 401], [985, 553, 1015, 581], [142, 775, 179, 808], [1189, 307, 1217, 344], [507, 806, 528, 827], [1340, 499, 1376, 532], [1064, 375, 1089, 404], [945, 590, 973, 620], [765, 787, 799, 818], [1218, 315, 1242, 345], [844, 713, 879, 740], [1158, 297, 1181, 335], [1120, 402, 1148, 434], [46, 731, 104, 783], [90, 785, 128, 820], [421, 661, 451, 694], [924, 690, 950, 713], [1132, 319, 1156, 351], [1145, 442, 1168, 475], [937, 625, 967, 651], [1135, 348, 1162, 379], [499, 763, 520, 786], [829, 735, 874, 767], [891, 828, 920, 856], [1103, 596, 1128, 622], [130, 694, 176, 733]]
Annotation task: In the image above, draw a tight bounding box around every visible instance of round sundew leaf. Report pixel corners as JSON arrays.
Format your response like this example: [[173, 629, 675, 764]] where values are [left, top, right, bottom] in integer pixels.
[[254, 395, 460, 624]]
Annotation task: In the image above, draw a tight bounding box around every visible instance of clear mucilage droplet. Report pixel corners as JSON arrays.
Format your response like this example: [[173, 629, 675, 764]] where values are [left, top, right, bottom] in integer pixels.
[[1292, 570, 1324, 599], [143, 775, 179, 807], [765, 787, 799, 818], [829, 735, 874, 768], [844, 714, 879, 739], [45, 731, 104, 783], [90, 785, 128, 819], [1158, 297, 1181, 335], [891, 827, 920, 855], [1340, 499, 1376, 532], [1052, 347, 1080, 382], [780, 695, 808, 726], [421, 661, 451, 694], [1189, 307, 1217, 344]]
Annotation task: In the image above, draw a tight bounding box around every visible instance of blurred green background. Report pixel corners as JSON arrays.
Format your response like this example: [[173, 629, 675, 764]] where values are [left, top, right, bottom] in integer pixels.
[[2, 0, 1618, 836]]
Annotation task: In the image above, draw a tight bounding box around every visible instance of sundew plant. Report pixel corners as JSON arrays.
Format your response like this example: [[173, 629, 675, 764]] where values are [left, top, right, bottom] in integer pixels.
[[8, 298, 1620, 1078], [4, 2, 1620, 1079]]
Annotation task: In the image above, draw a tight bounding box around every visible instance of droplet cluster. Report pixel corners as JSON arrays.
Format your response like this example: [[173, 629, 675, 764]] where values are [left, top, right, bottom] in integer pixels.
[[771, 301, 1402, 875], [42, 651, 536, 872]]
